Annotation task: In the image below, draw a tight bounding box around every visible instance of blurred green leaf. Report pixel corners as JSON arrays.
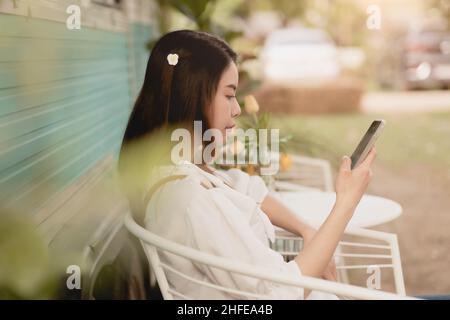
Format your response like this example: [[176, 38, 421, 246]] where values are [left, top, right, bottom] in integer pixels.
[[0, 211, 58, 299]]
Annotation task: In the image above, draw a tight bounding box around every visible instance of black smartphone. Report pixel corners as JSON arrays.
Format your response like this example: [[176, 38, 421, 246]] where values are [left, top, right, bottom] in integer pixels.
[[350, 120, 385, 169]]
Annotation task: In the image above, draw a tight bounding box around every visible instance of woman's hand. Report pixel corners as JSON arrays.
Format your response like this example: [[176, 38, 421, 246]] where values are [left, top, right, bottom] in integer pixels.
[[335, 147, 377, 214], [322, 258, 337, 282]]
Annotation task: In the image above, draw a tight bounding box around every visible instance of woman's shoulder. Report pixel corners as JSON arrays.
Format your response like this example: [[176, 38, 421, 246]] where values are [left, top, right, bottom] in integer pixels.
[[215, 167, 268, 204], [145, 164, 211, 210], [143, 172, 214, 245], [158, 173, 208, 199]]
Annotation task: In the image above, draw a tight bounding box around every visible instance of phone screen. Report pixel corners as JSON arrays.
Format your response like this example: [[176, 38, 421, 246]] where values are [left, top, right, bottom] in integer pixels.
[[350, 120, 383, 169]]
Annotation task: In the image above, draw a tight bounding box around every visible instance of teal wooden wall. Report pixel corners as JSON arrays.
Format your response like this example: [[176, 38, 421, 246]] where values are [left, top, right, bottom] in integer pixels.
[[0, 13, 152, 216], [131, 22, 152, 94]]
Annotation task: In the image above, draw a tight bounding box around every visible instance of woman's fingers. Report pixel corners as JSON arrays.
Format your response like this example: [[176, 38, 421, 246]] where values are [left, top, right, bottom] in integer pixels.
[[340, 155, 352, 172], [322, 269, 337, 282], [360, 147, 377, 168], [322, 260, 338, 282], [335, 148, 377, 216]]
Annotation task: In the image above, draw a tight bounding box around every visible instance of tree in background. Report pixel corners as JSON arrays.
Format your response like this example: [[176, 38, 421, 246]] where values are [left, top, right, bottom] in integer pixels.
[[149, 0, 262, 98]]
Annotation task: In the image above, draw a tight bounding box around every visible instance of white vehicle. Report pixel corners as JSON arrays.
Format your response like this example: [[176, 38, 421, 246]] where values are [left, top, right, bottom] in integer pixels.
[[261, 28, 340, 82]]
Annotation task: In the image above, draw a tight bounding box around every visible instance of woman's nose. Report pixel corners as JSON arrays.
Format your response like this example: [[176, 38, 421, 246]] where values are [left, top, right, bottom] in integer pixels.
[[232, 101, 241, 118]]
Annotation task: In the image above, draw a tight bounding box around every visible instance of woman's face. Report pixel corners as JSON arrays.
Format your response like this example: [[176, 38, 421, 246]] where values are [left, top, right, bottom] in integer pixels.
[[208, 62, 241, 140]]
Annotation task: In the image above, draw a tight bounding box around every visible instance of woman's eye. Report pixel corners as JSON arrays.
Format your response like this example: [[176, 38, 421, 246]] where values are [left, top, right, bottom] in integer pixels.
[[226, 95, 236, 100]]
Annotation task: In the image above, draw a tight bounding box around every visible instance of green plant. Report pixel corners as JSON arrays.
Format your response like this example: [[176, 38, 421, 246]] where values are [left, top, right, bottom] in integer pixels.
[[148, 0, 261, 98], [0, 211, 58, 299], [238, 111, 293, 155], [216, 95, 292, 171]]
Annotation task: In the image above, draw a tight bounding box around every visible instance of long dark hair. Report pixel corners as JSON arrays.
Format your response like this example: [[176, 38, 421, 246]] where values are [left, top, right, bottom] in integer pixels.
[[121, 30, 237, 147], [119, 30, 237, 222]]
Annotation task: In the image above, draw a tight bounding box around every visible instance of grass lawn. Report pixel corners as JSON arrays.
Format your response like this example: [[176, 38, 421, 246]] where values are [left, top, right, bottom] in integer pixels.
[[269, 111, 450, 171]]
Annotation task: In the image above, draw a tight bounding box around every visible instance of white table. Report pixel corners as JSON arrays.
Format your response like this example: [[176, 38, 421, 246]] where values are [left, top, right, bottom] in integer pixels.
[[275, 191, 402, 228]]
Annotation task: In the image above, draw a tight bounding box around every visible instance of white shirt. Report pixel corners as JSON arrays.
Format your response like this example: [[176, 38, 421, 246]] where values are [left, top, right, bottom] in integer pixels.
[[144, 161, 338, 300]]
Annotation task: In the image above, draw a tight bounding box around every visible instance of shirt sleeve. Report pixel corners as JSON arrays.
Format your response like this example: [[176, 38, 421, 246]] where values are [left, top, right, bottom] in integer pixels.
[[220, 168, 269, 205], [185, 187, 305, 300]]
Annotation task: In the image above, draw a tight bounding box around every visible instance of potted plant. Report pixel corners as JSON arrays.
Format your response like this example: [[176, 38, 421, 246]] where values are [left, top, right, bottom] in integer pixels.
[[214, 95, 294, 186]]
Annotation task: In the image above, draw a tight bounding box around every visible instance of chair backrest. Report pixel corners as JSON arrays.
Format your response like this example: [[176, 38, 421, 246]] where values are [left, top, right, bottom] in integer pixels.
[[123, 213, 416, 300], [276, 154, 334, 192]]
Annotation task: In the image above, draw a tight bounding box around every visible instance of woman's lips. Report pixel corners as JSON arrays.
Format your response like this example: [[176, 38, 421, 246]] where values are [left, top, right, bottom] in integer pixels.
[[225, 124, 235, 130]]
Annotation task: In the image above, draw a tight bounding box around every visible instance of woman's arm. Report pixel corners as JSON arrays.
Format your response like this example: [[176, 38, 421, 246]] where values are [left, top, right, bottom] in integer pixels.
[[294, 149, 376, 279], [261, 189, 337, 290], [263, 148, 376, 281], [261, 194, 316, 239]]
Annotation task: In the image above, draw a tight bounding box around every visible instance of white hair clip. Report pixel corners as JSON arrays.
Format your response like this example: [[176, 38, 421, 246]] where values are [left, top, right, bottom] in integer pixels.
[[167, 53, 179, 66]]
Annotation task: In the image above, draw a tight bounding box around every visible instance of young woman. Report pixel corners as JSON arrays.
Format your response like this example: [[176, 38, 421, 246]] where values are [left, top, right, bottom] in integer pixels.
[[119, 30, 377, 300]]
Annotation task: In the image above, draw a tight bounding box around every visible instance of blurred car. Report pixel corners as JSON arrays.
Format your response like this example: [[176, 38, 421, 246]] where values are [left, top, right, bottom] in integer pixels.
[[261, 27, 340, 82], [403, 29, 450, 90]]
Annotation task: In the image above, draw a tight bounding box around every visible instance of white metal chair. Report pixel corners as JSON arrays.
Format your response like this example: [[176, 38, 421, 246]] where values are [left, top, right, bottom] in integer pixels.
[[124, 212, 416, 300], [273, 227, 407, 295], [275, 154, 334, 192]]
